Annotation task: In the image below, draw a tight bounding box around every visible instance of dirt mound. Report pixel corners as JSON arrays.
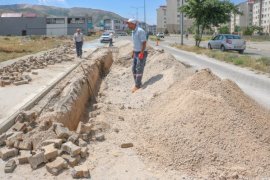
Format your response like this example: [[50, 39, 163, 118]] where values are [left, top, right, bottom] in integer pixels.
[[99, 44, 193, 109], [136, 69, 270, 178]]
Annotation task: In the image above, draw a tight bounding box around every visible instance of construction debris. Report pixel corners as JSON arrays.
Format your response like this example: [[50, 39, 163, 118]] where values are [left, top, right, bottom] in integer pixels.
[[46, 157, 68, 175], [0, 45, 74, 87], [71, 164, 90, 178], [4, 159, 16, 173]]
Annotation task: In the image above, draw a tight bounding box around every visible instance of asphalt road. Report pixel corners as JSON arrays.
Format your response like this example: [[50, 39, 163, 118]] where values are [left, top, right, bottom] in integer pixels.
[[145, 38, 270, 110], [164, 35, 270, 58]]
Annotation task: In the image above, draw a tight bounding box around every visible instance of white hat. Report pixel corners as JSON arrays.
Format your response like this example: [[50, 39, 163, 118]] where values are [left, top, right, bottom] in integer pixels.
[[127, 18, 137, 24]]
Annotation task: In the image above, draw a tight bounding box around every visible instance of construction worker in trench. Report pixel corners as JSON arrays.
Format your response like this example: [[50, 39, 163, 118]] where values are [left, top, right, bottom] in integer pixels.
[[126, 18, 148, 93]]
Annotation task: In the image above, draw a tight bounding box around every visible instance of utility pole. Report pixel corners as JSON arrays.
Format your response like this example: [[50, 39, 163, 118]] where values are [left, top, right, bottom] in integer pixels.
[[131, 6, 143, 21], [259, 0, 262, 28], [144, 0, 147, 31], [181, 0, 184, 45]]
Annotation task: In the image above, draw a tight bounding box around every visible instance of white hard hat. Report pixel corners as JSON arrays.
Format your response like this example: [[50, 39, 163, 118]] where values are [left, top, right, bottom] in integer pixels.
[[127, 18, 137, 24]]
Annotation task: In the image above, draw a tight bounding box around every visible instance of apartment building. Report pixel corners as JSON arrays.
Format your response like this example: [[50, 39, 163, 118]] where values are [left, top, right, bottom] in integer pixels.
[[148, 25, 157, 35], [230, 2, 253, 33], [156, 5, 167, 33], [103, 19, 127, 31], [157, 0, 193, 34], [253, 0, 270, 33]]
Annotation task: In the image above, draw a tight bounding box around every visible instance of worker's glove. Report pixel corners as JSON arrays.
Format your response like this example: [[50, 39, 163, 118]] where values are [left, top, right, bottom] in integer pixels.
[[131, 51, 134, 59], [138, 52, 144, 60]]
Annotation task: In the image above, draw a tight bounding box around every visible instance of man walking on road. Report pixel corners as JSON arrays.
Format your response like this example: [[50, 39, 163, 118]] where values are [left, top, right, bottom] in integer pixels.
[[73, 28, 84, 58], [127, 18, 147, 93]]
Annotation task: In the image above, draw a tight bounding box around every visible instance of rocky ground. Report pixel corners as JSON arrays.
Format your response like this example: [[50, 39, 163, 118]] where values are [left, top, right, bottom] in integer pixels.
[[0, 40, 270, 179]]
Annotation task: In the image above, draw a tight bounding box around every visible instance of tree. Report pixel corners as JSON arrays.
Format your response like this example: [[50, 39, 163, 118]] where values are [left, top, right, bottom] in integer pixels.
[[164, 29, 169, 35], [243, 26, 254, 36], [180, 0, 240, 46], [218, 25, 230, 34], [234, 25, 241, 33]]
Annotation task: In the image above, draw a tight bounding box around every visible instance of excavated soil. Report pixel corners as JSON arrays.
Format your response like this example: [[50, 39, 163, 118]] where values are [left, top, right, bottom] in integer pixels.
[[1, 40, 270, 179]]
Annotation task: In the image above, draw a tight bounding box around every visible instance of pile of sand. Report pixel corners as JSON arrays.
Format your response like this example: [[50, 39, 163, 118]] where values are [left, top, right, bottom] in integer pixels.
[[136, 69, 270, 178]]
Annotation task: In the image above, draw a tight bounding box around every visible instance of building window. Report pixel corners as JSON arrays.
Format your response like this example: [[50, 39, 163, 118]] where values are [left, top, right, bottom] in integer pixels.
[[68, 18, 85, 24], [46, 18, 65, 24]]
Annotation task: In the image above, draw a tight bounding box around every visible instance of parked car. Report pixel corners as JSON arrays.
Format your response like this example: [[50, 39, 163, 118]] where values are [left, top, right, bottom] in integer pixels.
[[156, 32, 165, 38], [116, 32, 128, 36], [100, 32, 112, 43], [208, 34, 246, 54]]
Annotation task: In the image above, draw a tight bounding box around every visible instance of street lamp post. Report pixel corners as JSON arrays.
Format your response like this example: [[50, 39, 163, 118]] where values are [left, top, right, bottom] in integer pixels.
[[144, 0, 146, 31], [131, 6, 143, 21], [181, 0, 184, 45]]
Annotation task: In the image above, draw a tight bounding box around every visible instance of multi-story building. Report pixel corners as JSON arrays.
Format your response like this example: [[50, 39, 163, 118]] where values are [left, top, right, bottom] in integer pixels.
[[253, 0, 270, 33], [0, 13, 92, 36], [230, 2, 253, 33], [156, 5, 167, 33], [157, 0, 193, 34], [148, 25, 157, 35], [103, 19, 127, 32]]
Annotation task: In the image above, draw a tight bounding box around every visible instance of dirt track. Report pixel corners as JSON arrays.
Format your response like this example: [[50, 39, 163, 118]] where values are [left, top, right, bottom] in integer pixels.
[[1, 40, 270, 179]]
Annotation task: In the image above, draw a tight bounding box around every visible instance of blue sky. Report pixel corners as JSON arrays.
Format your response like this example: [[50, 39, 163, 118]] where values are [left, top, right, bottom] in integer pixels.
[[0, 0, 245, 25]]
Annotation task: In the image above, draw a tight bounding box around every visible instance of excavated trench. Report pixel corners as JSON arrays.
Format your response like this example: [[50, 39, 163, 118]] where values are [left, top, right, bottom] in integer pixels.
[[37, 48, 113, 131], [1, 47, 115, 152]]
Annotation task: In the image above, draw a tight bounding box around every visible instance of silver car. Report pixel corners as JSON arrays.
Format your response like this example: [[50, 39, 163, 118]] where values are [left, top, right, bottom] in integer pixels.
[[100, 33, 112, 43], [208, 34, 246, 54]]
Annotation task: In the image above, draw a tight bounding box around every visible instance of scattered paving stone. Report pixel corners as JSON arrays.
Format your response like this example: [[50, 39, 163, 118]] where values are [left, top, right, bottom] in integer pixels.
[[14, 140, 32, 150], [0, 148, 18, 160], [41, 139, 63, 149], [113, 128, 119, 133], [0, 80, 4, 87], [120, 143, 134, 148], [118, 116, 125, 121], [61, 142, 81, 157], [18, 150, 32, 164], [76, 122, 93, 134], [78, 139, 87, 147], [46, 157, 68, 175], [71, 164, 90, 178], [54, 124, 71, 139], [3, 80, 11, 85], [13, 80, 29, 86], [42, 144, 58, 161], [5, 132, 23, 147], [80, 147, 88, 158], [95, 134, 105, 142], [4, 159, 16, 173], [32, 72, 38, 75], [81, 134, 88, 142], [0, 133, 7, 146], [28, 151, 46, 169], [12, 122, 27, 132], [68, 134, 79, 144], [24, 75, 32, 82], [62, 154, 79, 167]]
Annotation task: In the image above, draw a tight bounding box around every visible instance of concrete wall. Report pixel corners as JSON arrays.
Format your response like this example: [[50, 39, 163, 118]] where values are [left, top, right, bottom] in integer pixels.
[[67, 24, 87, 35], [0, 17, 46, 36], [46, 17, 67, 36]]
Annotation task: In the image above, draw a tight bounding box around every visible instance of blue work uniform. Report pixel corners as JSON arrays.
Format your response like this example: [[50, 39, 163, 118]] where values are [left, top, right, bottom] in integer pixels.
[[132, 25, 147, 88]]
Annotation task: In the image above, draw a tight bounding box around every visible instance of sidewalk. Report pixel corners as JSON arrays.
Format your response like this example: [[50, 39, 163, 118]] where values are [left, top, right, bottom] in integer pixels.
[[0, 41, 98, 132]]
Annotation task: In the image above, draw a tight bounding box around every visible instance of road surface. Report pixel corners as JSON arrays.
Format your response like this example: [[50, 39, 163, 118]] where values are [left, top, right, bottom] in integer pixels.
[[165, 35, 270, 58]]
